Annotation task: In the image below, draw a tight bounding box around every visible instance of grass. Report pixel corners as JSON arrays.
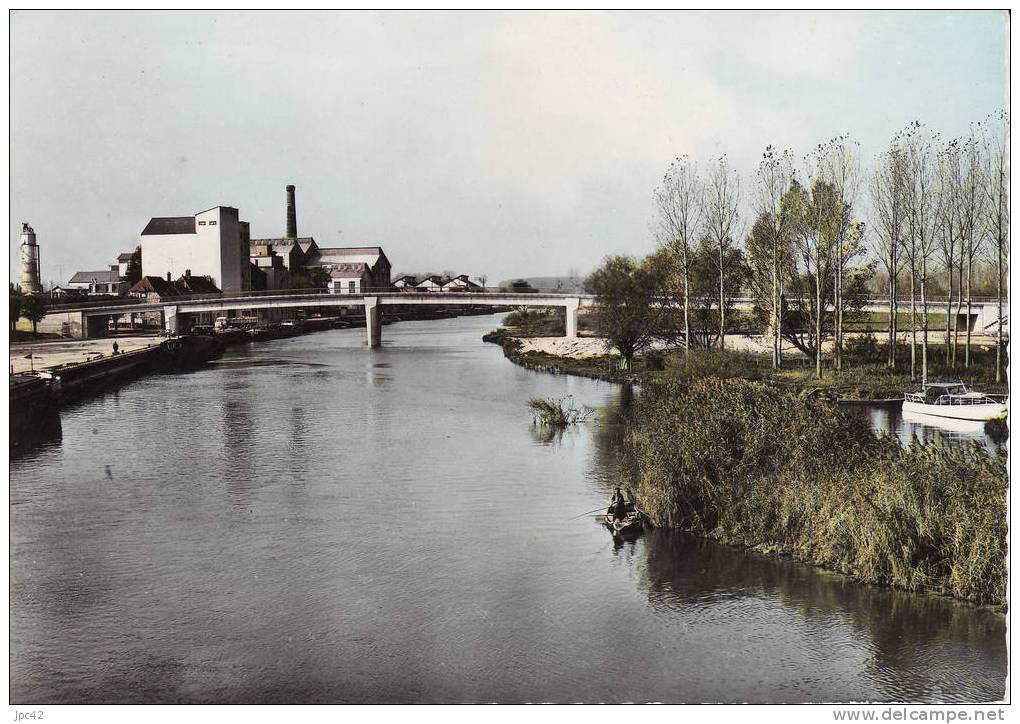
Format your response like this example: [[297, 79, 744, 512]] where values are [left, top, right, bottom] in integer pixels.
[[527, 396, 594, 427], [627, 377, 1007, 606]]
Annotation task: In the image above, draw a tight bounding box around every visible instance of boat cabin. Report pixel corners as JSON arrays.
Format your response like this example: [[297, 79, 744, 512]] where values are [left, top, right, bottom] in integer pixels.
[[914, 381, 970, 402]]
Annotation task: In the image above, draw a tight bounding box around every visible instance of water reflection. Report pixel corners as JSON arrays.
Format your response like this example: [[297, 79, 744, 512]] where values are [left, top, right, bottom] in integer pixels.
[[864, 404, 1005, 452], [10, 406, 63, 459], [639, 530, 1006, 702]]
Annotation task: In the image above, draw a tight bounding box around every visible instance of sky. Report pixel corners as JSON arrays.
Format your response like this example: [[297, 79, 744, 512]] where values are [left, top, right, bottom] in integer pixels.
[[9, 10, 1009, 286]]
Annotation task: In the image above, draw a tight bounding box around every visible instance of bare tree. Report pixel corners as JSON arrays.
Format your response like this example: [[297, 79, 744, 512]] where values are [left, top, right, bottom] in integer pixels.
[[870, 136, 908, 369], [957, 130, 988, 369], [982, 111, 1009, 384], [903, 121, 945, 385], [702, 156, 742, 350], [936, 139, 962, 367], [753, 146, 796, 369], [815, 137, 862, 371], [790, 151, 838, 380], [654, 156, 703, 356]]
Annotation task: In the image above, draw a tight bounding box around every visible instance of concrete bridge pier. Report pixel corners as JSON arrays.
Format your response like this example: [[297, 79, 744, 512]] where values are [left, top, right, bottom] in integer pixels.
[[564, 298, 580, 339], [163, 305, 185, 335], [78, 312, 108, 339], [364, 297, 382, 348]]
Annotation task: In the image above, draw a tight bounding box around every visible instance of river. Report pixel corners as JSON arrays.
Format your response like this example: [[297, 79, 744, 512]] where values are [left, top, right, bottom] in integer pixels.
[[9, 314, 1006, 703]]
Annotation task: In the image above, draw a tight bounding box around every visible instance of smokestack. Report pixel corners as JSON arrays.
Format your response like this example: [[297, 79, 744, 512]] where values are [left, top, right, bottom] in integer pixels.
[[286, 184, 297, 239]]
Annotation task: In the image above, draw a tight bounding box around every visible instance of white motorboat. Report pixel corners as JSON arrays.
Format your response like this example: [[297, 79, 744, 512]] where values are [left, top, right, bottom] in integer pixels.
[[902, 381, 1007, 422]]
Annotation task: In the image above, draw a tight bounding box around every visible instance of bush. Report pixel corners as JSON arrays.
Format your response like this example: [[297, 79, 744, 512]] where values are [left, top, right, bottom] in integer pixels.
[[628, 377, 1007, 605], [843, 332, 882, 363]]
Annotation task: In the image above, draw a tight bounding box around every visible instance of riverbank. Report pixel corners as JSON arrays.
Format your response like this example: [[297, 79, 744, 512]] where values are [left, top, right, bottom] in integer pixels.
[[484, 327, 1009, 401]]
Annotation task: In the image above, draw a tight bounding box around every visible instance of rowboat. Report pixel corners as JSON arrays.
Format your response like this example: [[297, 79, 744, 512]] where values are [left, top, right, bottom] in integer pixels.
[[596, 500, 649, 538], [902, 381, 1007, 422]]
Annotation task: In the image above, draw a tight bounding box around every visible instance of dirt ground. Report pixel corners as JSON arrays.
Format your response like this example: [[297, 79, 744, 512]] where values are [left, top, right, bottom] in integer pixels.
[[8, 335, 163, 374], [515, 331, 1000, 360]]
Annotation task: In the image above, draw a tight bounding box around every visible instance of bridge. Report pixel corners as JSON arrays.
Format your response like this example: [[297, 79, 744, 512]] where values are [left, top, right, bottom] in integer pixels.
[[43, 291, 596, 347], [41, 290, 1007, 348]]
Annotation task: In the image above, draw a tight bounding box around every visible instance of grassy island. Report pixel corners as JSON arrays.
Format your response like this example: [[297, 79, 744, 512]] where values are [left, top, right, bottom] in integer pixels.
[[629, 377, 1006, 606]]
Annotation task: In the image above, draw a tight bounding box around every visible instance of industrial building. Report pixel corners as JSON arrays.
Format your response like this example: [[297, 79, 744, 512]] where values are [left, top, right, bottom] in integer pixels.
[[139, 205, 251, 293], [250, 185, 391, 291]]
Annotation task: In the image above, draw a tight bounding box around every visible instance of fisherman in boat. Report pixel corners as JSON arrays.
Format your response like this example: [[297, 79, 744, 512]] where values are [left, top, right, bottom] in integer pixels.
[[610, 486, 627, 521]]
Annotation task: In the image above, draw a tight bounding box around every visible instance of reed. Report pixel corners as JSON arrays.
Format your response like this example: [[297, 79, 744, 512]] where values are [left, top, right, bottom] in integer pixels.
[[628, 377, 1007, 606], [527, 396, 594, 427]]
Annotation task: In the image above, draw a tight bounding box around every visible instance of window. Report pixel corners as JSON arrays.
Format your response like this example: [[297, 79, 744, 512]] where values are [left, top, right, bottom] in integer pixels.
[[349, 281, 356, 293], [208, 221, 217, 226], [198, 221, 207, 226]]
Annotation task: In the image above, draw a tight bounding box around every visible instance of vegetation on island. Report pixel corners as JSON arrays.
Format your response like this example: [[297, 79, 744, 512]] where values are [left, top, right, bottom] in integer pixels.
[[627, 377, 1006, 606], [527, 396, 594, 428]]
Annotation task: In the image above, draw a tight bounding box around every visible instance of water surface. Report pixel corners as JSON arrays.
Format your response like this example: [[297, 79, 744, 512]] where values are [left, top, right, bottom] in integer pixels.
[[10, 315, 1006, 703]]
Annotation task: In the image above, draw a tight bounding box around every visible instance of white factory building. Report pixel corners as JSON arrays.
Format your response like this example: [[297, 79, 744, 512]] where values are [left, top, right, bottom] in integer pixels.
[[139, 206, 251, 293]]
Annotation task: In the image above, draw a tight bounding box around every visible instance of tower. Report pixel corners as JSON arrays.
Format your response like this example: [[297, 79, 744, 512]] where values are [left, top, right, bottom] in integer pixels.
[[286, 185, 297, 239], [19, 223, 42, 293]]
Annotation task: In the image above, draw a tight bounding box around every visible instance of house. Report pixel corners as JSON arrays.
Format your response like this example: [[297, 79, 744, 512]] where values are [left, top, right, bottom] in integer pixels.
[[329, 263, 373, 295], [67, 266, 130, 296], [392, 275, 418, 290], [175, 272, 221, 296], [415, 275, 445, 292], [128, 273, 222, 327], [441, 274, 484, 293], [140, 205, 251, 293], [49, 286, 87, 300], [306, 246, 391, 292], [129, 274, 187, 302]]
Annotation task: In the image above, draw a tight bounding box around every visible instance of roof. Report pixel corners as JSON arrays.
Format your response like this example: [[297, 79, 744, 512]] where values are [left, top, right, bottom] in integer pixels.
[[250, 237, 316, 248], [141, 216, 196, 236], [393, 275, 418, 283], [445, 277, 483, 289], [417, 275, 444, 285], [330, 263, 370, 280], [317, 246, 383, 255], [310, 247, 385, 268], [175, 275, 221, 294], [128, 275, 221, 297], [129, 276, 184, 297], [69, 269, 122, 284], [117, 251, 135, 262]]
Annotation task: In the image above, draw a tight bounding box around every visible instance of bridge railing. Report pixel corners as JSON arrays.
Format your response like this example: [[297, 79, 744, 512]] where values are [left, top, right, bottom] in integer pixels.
[[51, 288, 1008, 314]]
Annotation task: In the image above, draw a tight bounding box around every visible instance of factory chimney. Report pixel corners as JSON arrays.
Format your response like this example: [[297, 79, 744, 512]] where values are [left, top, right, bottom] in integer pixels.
[[286, 185, 297, 239], [19, 222, 42, 294]]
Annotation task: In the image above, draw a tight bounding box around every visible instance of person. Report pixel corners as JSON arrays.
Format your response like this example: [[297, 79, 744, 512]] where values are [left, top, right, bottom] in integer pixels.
[[112, 341, 119, 355], [610, 486, 627, 521]]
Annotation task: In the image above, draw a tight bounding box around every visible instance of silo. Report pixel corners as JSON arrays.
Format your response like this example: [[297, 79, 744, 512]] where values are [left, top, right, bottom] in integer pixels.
[[19, 223, 42, 293]]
